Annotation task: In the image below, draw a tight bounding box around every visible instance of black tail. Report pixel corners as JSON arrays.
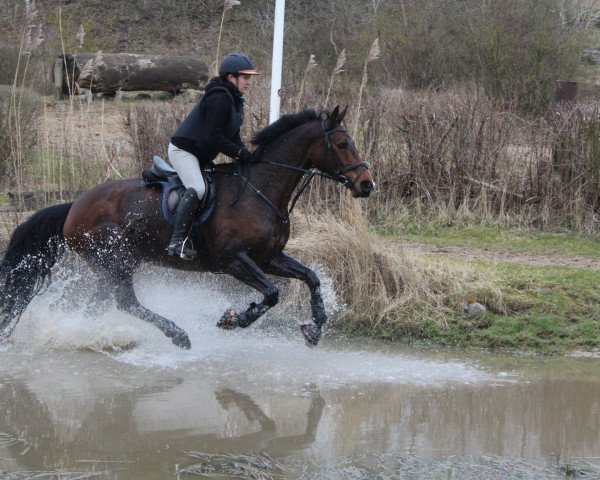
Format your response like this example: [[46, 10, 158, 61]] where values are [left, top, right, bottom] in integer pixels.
[[0, 203, 73, 335]]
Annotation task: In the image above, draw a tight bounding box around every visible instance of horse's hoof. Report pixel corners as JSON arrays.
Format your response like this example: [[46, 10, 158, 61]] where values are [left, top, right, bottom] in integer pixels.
[[301, 323, 322, 347], [172, 332, 191, 349], [217, 309, 238, 330]]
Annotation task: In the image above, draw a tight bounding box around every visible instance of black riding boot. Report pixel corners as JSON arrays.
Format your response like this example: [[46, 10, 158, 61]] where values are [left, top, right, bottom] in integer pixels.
[[166, 188, 200, 260]]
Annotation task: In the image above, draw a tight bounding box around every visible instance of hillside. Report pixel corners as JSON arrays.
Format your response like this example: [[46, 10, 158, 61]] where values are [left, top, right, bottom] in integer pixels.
[[2, 0, 598, 106]]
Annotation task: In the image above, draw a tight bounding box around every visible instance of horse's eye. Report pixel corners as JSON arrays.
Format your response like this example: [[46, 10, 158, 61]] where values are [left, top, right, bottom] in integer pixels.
[[337, 141, 348, 149]]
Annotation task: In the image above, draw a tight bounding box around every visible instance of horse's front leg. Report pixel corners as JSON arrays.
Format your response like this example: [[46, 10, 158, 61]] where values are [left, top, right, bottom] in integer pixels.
[[217, 252, 279, 330], [264, 252, 327, 347]]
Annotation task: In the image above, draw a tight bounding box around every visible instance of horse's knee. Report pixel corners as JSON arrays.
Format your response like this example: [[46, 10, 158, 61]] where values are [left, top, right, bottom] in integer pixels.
[[116, 291, 136, 310], [264, 286, 279, 307], [306, 271, 321, 289], [114, 281, 137, 310]]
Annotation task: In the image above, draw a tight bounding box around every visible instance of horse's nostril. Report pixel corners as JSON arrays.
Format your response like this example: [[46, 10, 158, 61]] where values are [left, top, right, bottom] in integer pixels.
[[361, 180, 374, 192]]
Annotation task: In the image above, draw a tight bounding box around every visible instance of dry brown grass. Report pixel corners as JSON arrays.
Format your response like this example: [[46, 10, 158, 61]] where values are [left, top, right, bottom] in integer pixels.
[[286, 202, 503, 335]]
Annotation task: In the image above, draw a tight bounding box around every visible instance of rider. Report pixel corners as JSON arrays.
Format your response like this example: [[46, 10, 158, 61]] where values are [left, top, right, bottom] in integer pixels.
[[166, 52, 259, 259]]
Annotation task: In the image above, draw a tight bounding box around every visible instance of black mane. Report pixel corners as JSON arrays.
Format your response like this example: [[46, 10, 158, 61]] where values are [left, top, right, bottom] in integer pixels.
[[251, 109, 319, 146]]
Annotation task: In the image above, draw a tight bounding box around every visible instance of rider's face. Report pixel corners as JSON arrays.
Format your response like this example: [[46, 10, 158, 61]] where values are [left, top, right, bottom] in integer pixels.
[[228, 74, 252, 95]]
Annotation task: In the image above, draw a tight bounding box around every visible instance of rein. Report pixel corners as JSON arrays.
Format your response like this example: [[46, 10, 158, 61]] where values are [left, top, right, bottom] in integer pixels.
[[212, 119, 370, 219]]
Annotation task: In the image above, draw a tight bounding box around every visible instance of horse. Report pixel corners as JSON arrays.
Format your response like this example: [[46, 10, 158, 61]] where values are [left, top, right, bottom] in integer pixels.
[[0, 106, 374, 349]]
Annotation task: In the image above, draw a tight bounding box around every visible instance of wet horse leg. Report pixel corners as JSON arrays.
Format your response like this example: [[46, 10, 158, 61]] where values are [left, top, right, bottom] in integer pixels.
[[264, 252, 327, 346], [77, 223, 192, 349], [217, 252, 279, 330], [113, 271, 192, 349]]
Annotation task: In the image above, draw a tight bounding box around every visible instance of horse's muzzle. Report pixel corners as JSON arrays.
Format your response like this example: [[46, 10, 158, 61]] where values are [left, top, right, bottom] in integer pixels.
[[353, 179, 375, 198]]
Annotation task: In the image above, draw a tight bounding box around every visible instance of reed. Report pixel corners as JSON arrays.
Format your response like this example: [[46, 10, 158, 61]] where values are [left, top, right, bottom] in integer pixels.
[[352, 38, 379, 139], [4, 1, 44, 215], [215, 0, 241, 75], [296, 54, 317, 111], [324, 49, 346, 109]]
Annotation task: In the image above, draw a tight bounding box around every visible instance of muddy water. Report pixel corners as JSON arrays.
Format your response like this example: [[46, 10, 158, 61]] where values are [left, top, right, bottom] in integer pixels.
[[0, 262, 599, 479]]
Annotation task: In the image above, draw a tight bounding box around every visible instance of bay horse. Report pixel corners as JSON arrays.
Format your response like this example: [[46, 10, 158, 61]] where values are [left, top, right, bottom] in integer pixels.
[[0, 106, 374, 349]]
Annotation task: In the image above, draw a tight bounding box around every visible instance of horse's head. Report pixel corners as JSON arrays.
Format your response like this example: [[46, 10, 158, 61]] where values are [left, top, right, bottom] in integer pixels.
[[311, 106, 375, 198]]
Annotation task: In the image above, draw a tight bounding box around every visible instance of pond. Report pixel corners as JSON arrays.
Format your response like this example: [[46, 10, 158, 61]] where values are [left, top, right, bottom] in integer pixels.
[[0, 264, 598, 479]]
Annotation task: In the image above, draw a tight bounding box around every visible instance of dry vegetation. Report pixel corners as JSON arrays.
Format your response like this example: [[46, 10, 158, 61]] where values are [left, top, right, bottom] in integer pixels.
[[286, 205, 503, 337]]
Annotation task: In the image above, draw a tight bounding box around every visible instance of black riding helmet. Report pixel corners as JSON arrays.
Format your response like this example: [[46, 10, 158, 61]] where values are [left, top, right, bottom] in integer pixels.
[[219, 53, 259, 77]]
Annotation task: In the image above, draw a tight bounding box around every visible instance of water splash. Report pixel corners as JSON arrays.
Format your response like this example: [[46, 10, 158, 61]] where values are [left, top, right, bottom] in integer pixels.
[[3, 256, 498, 386]]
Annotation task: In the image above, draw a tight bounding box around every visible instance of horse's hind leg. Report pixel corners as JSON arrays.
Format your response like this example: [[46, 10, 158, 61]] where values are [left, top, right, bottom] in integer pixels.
[[113, 271, 191, 349], [264, 252, 327, 346], [217, 252, 279, 330]]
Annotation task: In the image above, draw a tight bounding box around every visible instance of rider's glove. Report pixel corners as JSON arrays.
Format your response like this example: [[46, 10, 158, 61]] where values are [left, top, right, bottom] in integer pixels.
[[236, 148, 254, 163]]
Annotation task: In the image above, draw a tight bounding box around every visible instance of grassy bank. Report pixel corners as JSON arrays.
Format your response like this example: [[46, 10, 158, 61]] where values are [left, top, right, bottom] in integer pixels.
[[284, 209, 599, 354], [330, 226, 600, 354], [404, 259, 600, 354]]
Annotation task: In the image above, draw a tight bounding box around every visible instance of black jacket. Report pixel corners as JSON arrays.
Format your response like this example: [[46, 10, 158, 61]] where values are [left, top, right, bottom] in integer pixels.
[[171, 78, 245, 165]]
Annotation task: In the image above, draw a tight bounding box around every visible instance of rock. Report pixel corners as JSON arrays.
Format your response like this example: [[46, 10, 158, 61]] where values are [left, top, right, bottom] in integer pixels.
[[462, 301, 487, 317]]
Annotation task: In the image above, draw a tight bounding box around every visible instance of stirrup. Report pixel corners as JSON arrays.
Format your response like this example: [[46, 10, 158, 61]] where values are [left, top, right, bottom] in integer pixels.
[[166, 236, 197, 260]]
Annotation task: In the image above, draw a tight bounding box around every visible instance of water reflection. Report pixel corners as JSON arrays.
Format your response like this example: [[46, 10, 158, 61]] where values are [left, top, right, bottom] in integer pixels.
[[191, 387, 324, 454], [0, 354, 598, 479], [0, 371, 327, 479]]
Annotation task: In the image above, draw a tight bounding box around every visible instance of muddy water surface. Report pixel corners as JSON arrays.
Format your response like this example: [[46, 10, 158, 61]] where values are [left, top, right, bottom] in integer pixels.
[[0, 263, 599, 479]]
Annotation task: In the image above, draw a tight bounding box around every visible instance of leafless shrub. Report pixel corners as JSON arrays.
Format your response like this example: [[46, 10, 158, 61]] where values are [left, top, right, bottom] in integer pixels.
[[531, 104, 600, 231], [124, 100, 191, 172], [293, 88, 598, 233]]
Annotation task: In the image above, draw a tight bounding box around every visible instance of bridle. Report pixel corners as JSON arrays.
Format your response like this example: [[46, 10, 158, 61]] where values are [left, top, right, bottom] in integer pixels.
[[211, 118, 371, 221], [318, 119, 370, 188], [257, 119, 370, 212]]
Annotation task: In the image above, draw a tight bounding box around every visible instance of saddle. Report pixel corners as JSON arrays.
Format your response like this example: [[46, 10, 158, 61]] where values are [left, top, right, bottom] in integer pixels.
[[141, 156, 216, 227]]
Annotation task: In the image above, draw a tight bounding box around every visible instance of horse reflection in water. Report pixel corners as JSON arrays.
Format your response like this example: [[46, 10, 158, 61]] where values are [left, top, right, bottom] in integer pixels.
[[211, 388, 325, 453], [0, 106, 374, 348], [0, 376, 325, 475]]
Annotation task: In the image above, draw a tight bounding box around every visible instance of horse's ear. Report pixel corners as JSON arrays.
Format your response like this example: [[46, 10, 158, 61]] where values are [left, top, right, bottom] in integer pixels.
[[327, 105, 340, 128], [337, 106, 348, 125]]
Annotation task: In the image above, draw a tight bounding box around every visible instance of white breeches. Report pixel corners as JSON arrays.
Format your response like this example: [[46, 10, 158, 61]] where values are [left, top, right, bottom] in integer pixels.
[[167, 143, 206, 199]]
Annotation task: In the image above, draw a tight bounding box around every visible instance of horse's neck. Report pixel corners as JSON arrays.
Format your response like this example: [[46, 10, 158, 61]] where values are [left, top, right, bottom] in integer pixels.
[[254, 123, 319, 210]]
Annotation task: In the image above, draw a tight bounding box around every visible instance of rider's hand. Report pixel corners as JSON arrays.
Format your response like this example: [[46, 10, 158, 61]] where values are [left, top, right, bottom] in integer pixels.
[[237, 148, 254, 163]]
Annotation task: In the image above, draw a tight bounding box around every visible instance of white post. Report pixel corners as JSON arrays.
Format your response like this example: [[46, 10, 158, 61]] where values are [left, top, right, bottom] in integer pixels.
[[269, 0, 285, 124]]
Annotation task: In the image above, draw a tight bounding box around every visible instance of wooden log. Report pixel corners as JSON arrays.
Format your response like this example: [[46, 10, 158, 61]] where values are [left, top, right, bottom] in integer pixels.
[[54, 53, 209, 96]]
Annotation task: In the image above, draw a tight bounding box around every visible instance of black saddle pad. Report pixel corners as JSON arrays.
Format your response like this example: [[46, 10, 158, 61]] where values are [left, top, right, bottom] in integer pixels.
[[141, 171, 216, 228]]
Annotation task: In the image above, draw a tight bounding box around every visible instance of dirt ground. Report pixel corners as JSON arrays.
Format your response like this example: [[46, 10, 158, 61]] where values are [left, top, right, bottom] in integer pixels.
[[401, 242, 600, 270]]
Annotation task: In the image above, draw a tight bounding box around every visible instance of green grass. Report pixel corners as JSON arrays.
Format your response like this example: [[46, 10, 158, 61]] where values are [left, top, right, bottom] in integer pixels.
[[357, 260, 600, 354], [376, 224, 600, 259], [359, 226, 600, 354]]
